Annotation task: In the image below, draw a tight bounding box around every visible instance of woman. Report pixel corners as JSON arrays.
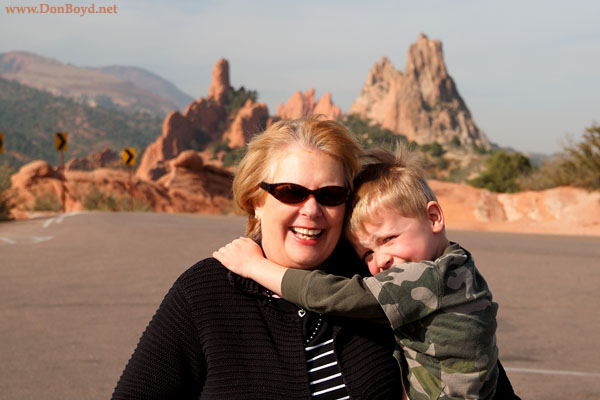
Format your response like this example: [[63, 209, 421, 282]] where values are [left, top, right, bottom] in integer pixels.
[[112, 117, 405, 398]]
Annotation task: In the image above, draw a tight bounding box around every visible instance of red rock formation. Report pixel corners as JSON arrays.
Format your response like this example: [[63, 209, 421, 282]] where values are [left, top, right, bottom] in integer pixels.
[[10, 159, 600, 237], [313, 92, 341, 120], [136, 111, 197, 181], [208, 58, 230, 106], [222, 99, 269, 148], [276, 89, 340, 120], [9, 161, 68, 213], [9, 156, 233, 216], [66, 149, 120, 171], [350, 33, 490, 148], [136, 58, 267, 181], [183, 98, 225, 142]]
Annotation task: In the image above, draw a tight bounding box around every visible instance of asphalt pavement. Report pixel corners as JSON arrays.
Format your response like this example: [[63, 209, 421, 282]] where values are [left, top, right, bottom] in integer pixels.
[[1, 212, 599, 399]]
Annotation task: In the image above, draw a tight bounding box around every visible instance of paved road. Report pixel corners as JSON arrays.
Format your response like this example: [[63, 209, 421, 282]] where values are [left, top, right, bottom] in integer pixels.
[[1, 212, 599, 399]]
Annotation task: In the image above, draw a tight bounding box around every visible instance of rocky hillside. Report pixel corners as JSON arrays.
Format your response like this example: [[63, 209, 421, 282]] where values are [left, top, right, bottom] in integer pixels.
[[93, 65, 193, 110], [351, 33, 490, 149], [0, 77, 162, 167], [0, 51, 190, 116]]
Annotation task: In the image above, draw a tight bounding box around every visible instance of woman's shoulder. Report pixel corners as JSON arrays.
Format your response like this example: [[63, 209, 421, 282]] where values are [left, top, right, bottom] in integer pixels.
[[174, 257, 230, 294], [174, 257, 264, 300]]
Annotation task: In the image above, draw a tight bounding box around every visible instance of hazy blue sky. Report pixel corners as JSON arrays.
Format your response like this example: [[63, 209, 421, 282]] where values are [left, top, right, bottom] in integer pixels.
[[2, 0, 599, 154]]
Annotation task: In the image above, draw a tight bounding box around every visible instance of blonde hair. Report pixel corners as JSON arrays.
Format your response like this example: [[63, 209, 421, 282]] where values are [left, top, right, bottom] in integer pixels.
[[345, 145, 438, 241], [233, 116, 363, 241]]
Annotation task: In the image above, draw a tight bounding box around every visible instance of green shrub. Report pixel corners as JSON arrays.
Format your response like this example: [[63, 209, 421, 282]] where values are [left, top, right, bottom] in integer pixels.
[[225, 86, 258, 116], [83, 186, 120, 211], [560, 124, 600, 190], [0, 162, 15, 220], [342, 114, 407, 151], [468, 150, 532, 193], [223, 145, 248, 167], [518, 125, 600, 191], [450, 135, 461, 148], [33, 192, 63, 211], [420, 142, 445, 157], [131, 198, 151, 212]]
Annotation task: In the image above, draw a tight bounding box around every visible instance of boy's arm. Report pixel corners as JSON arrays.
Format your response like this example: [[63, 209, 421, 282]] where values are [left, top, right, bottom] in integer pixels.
[[214, 237, 388, 324], [282, 269, 388, 324]]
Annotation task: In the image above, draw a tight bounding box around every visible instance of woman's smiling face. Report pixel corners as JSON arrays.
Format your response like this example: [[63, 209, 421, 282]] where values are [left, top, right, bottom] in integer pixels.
[[255, 147, 346, 270]]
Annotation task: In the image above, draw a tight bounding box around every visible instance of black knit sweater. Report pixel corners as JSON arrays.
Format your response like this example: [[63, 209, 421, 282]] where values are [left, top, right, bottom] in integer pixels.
[[111, 254, 404, 399]]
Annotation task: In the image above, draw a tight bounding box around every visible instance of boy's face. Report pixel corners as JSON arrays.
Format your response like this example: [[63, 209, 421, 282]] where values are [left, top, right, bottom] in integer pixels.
[[350, 205, 443, 276]]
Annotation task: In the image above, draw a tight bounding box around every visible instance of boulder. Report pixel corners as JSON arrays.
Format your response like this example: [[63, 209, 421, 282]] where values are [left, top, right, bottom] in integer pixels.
[[136, 111, 197, 181], [66, 148, 120, 171], [222, 99, 269, 148]]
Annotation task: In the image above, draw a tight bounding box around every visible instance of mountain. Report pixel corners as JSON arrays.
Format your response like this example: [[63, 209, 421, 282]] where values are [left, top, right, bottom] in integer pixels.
[[94, 65, 193, 110], [351, 33, 490, 149], [0, 51, 190, 116], [0, 77, 162, 167]]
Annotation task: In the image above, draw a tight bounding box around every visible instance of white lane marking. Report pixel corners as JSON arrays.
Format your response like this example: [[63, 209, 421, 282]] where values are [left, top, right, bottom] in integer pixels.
[[505, 367, 600, 377], [0, 236, 54, 245], [43, 211, 85, 228], [0, 237, 17, 244], [30, 236, 53, 244]]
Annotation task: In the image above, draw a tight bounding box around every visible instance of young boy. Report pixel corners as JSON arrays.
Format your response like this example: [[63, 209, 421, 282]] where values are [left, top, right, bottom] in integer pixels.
[[214, 147, 499, 400]]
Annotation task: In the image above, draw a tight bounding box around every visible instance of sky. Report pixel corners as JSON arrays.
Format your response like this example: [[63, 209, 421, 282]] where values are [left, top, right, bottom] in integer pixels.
[[1, 0, 599, 155]]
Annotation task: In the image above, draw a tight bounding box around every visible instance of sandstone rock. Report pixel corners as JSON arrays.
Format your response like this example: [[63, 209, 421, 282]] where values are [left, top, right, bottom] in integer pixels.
[[170, 150, 205, 171], [136, 58, 236, 182], [136, 111, 197, 181], [9, 158, 234, 216], [11, 160, 58, 187], [276, 89, 340, 120], [430, 180, 600, 236], [66, 148, 120, 171], [222, 99, 269, 148], [9, 160, 65, 212], [314, 92, 341, 120], [350, 33, 490, 149], [208, 58, 230, 106], [183, 97, 225, 142]]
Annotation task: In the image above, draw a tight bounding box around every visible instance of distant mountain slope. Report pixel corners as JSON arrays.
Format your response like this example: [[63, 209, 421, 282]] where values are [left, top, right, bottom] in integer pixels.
[[95, 65, 193, 110], [0, 77, 162, 167], [0, 51, 187, 116]]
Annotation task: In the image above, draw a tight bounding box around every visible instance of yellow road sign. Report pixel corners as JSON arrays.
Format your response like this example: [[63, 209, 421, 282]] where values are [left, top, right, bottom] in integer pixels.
[[55, 132, 68, 151], [123, 148, 136, 166], [0, 132, 4, 154]]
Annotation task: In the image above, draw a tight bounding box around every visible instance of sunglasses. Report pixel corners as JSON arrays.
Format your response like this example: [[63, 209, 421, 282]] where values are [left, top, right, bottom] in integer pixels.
[[259, 182, 349, 207]]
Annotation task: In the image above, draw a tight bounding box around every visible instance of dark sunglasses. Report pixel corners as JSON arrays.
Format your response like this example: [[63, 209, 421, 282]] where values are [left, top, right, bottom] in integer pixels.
[[259, 182, 349, 207]]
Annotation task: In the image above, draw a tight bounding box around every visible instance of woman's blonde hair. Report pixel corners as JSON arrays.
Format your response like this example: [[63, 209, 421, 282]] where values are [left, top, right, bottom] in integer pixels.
[[345, 145, 438, 241], [233, 116, 363, 241]]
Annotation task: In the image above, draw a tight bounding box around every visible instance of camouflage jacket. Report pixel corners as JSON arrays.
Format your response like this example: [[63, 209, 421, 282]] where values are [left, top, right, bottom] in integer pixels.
[[282, 243, 499, 400]]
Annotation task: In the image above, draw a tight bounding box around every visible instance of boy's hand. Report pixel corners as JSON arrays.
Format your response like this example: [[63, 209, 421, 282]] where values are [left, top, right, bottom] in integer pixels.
[[213, 237, 287, 295], [213, 237, 264, 278]]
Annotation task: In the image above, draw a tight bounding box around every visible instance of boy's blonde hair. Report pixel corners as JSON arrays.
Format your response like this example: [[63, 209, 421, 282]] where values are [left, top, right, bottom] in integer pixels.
[[345, 146, 438, 240]]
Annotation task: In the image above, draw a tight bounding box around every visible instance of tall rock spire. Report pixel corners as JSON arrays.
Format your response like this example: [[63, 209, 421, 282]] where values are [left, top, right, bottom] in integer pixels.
[[350, 34, 490, 149], [208, 58, 230, 106]]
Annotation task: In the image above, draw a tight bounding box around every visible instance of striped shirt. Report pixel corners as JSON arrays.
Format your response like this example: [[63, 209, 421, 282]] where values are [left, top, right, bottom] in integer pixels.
[[304, 312, 349, 400]]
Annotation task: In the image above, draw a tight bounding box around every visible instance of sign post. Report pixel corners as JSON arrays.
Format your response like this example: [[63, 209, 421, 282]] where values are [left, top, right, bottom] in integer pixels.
[[55, 132, 68, 212], [122, 148, 136, 211]]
